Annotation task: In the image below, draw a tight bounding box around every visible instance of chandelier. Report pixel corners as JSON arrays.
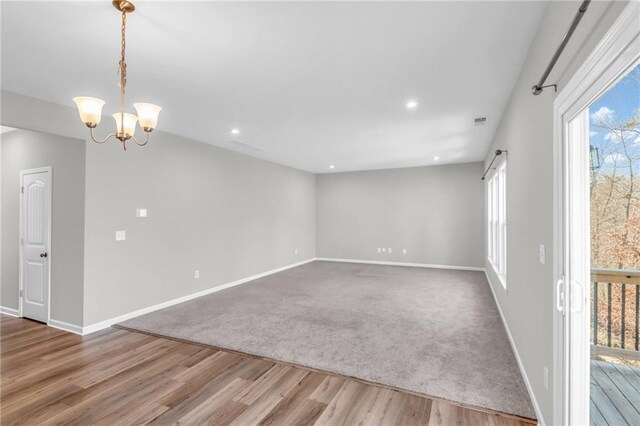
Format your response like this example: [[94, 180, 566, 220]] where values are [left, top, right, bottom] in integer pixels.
[[73, 1, 161, 150]]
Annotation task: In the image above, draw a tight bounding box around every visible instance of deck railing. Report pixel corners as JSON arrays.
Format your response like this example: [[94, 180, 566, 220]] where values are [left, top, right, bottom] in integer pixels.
[[591, 269, 640, 359]]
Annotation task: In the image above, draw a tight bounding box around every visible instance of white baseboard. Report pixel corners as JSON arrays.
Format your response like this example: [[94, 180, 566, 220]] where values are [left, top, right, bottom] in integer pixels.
[[316, 257, 485, 272], [0, 306, 84, 336], [0, 306, 20, 317], [484, 270, 544, 425], [48, 318, 83, 335], [82, 257, 316, 335]]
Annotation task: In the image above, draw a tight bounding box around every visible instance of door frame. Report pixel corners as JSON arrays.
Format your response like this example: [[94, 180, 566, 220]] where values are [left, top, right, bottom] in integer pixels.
[[18, 166, 53, 323], [553, 3, 640, 425]]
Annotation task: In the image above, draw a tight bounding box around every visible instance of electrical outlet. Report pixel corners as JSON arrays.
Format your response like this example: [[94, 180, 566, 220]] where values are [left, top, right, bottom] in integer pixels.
[[403, 248, 407, 254], [115, 230, 126, 241], [539, 243, 546, 264], [543, 366, 549, 390], [194, 270, 200, 279], [378, 248, 382, 253], [388, 248, 392, 253], [136, 208, 148, 218]]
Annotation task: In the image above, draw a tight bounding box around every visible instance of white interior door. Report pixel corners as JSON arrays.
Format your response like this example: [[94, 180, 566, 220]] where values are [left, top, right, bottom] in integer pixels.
[[20, 167, 51, 323]]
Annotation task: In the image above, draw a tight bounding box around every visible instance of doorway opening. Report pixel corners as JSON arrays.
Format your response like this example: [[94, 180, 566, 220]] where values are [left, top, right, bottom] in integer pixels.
[[554, 3, 640, 424], [588, 62, 640, 426], [553, 2, 640, 425]]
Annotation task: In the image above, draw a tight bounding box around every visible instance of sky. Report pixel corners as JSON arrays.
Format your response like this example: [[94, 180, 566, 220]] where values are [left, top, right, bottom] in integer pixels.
[[589, 62, 640, 174]]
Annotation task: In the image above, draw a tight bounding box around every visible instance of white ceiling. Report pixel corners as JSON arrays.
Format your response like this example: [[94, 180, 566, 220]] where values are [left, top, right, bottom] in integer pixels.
[[1, 1, 546, 173]]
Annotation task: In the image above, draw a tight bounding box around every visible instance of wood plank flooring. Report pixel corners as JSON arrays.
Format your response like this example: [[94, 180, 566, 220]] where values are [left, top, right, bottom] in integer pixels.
[[1, 315, 533, 425], [590, 359, 640, 425]]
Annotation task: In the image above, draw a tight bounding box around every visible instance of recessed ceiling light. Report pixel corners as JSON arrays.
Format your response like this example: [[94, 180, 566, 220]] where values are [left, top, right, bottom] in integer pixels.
[[433, 156, 440, 160], [405, 100, 419, 110], [231, 128, 240, 135], [329, 165, 335, 169]]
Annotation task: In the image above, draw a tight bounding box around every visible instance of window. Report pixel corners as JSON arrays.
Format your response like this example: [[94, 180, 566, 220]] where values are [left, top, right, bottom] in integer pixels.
[[487, 160, 507, 287]]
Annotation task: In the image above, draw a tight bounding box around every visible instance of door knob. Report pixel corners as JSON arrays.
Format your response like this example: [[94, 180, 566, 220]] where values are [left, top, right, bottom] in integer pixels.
[[40, 252, 48, 258]]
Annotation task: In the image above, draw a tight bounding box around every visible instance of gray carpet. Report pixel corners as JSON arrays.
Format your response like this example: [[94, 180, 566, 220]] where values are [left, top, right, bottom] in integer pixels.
[[118, 261, 535, 420]]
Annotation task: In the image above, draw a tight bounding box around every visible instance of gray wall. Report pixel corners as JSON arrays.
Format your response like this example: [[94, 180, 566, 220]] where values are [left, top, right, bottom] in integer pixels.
[[1, 129, 86, 325], [82, 131, 316, 326], [1, 92, 316, 327], [483, 1, 628, 423], [317, 162, 484, 268]]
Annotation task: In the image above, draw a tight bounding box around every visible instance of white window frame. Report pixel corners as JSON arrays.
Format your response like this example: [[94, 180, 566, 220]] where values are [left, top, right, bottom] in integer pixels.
[[487, 158, 507, 288]]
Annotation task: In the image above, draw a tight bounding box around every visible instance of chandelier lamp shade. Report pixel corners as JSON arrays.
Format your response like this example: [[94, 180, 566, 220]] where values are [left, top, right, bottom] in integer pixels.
[[73, 1, 161, 150]]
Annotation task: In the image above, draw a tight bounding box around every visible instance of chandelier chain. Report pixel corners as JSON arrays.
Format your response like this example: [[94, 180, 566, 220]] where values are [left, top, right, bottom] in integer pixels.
[[118, 9, 127, 131], [120, 10, 127, 93]]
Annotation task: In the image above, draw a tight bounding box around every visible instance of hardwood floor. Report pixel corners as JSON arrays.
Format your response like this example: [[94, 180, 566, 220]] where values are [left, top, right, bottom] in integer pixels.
[[1, 315, 533, 425]]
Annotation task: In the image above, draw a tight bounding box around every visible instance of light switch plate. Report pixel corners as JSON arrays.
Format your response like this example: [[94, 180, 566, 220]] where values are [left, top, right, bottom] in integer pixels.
[[539, 243, 546, 264], [136, 209, 148, 218], [115, 230, 126, 241], [543, 366, 549, 390]]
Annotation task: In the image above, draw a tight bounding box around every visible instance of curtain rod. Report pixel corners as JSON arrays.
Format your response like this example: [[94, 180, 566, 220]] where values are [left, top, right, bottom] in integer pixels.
[[532, 0, 591, 95], [482, 149, 507, 180]]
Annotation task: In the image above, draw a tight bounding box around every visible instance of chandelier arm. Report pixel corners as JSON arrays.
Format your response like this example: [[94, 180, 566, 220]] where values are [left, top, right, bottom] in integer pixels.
[[131, 132, 150, 146], [89, 127, 116, 144]]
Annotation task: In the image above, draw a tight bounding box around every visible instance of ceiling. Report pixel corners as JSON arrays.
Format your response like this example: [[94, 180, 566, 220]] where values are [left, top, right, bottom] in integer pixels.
[[1, 1, 546, 173]]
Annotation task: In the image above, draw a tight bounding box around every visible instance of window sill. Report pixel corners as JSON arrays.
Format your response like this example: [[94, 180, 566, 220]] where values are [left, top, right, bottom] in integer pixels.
[[488, 258, 507, 290]]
